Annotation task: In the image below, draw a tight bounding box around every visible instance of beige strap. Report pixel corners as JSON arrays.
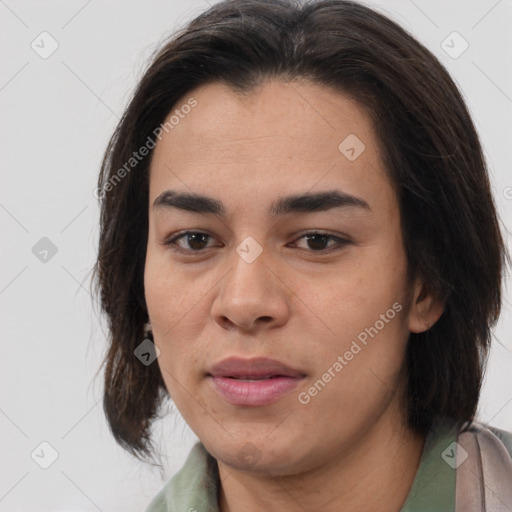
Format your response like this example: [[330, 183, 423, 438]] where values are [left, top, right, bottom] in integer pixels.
[[456, 423, 512, 511]]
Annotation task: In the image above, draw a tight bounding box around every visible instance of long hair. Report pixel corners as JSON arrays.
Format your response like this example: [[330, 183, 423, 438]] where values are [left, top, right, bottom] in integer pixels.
[[92, 0, 509, 462]]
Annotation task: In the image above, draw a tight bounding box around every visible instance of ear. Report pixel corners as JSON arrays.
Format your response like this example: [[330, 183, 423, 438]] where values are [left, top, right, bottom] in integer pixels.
[[408, 278, 445, 333], [144, 321, 153, 338]]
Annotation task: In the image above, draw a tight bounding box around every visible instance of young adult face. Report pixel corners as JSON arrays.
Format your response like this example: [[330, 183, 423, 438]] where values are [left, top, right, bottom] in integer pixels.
[[144, 80, 442, 476]]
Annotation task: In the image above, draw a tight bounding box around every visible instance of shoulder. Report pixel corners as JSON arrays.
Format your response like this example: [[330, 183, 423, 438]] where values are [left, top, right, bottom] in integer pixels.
[[486, 424, 512, 457], [455, 420, 512, 508], [460, 420, 512, 459]]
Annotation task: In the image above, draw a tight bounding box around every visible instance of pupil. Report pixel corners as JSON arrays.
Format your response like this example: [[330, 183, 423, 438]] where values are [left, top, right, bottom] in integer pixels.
[[307, 234, 329, 250], [188, 233, 207, 250]]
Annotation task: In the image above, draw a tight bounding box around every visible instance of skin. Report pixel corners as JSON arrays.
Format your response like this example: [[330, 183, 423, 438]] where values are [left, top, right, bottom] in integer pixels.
[[144, 80, 444, 512]]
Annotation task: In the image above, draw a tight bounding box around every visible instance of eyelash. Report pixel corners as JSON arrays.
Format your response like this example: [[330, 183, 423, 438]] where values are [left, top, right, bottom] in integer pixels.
[[163, 230, 351, 255]]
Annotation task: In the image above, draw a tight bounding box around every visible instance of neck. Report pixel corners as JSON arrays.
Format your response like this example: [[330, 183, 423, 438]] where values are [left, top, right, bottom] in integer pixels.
[[217, 415, 426, 512]]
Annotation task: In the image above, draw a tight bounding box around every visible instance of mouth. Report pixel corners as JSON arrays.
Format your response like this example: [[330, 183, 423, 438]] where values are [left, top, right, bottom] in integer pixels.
[[207, 357, 306, 406], [224, 375, 285, 382]]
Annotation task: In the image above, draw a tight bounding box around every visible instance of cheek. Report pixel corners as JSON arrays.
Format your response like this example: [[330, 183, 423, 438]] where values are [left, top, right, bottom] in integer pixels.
[[298, 252, 408, 340], [293, 245, 410, 386], [296, 285, 409, 431], [145, 249, 200, 326], [144, 253, 206, 374]]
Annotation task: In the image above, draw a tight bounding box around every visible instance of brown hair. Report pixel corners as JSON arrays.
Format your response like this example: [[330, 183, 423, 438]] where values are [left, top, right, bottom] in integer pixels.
[[92, 0, 509, 462]]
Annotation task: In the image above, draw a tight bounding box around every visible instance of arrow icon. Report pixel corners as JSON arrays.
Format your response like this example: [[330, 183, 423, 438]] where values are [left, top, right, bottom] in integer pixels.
[[31, 441, 59, 468], [32, 237, 58, 262], [134, 339, 160, 365], [441, 32, 468, 59], [237, 442, 262, 466], [236, 237, 262, 263], [30, 31, 59, 60], [441, 441, 467, 469], [339, 134, 365, 161]]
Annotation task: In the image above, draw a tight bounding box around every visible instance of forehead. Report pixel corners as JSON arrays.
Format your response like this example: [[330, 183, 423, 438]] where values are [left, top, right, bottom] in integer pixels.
[[148, 80, 394, 218], [153, 80, 375, 155]]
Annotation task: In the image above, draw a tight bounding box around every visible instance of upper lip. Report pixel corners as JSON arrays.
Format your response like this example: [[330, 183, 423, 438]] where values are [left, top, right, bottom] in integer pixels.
[[208, 357, 305, 379]]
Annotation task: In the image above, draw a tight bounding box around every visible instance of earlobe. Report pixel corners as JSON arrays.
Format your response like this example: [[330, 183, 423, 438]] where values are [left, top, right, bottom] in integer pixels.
[[408, 280, 445, 333], [144, 321, 153, 338]]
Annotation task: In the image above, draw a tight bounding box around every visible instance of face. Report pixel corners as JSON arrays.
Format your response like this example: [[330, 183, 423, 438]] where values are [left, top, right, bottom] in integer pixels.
[[144, 80, 431, 476]]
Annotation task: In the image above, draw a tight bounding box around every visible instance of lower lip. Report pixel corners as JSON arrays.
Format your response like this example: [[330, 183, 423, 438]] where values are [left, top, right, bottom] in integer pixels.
[[209, 375, 304, 406]]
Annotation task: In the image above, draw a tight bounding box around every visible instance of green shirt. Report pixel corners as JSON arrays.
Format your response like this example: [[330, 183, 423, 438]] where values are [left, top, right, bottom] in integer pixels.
[[146, 418, 512, 512]]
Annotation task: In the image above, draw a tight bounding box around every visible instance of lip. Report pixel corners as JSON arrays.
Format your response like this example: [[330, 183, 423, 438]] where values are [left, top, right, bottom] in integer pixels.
[[207, 357, 306, 406]]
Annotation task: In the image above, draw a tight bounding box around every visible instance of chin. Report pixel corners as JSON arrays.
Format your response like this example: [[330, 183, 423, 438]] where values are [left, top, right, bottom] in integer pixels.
[[203, 431, 308, 475]]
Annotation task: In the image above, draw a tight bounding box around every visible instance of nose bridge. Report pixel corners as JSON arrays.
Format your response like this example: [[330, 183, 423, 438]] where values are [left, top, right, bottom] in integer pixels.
[[212, 236, 290, 329], [227, 236, 273, 301]]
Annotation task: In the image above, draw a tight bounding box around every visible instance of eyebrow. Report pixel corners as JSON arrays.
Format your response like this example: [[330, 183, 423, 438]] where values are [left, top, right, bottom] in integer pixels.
[[152, 189, 371, 217]]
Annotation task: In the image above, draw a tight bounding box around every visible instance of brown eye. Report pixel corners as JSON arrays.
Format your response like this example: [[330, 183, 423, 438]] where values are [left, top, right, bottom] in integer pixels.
[[293, 233, 350, 253], [303, 234, 333, 251], [165, 231, 216, 252]]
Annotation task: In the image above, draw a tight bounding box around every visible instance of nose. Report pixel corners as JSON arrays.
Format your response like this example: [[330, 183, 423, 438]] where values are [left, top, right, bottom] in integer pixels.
[[211, 246, 291, 333]]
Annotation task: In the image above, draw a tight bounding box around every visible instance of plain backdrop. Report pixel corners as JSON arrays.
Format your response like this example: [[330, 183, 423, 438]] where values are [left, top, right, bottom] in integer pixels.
[[1, 0, 511, 510]]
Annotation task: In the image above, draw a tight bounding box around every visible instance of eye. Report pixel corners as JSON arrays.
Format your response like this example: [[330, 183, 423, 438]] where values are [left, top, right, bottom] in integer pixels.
[[291, 232, 350, 253], [164, 231, 217, 253], [164, 230, 350, 255]]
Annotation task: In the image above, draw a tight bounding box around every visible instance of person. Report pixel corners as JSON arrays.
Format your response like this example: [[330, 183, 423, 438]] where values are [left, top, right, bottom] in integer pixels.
[[92, 0, 512, 510]]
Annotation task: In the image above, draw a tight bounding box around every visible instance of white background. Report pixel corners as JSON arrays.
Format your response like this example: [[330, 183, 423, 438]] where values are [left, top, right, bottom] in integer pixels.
[[1, 0, 511, 510]]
